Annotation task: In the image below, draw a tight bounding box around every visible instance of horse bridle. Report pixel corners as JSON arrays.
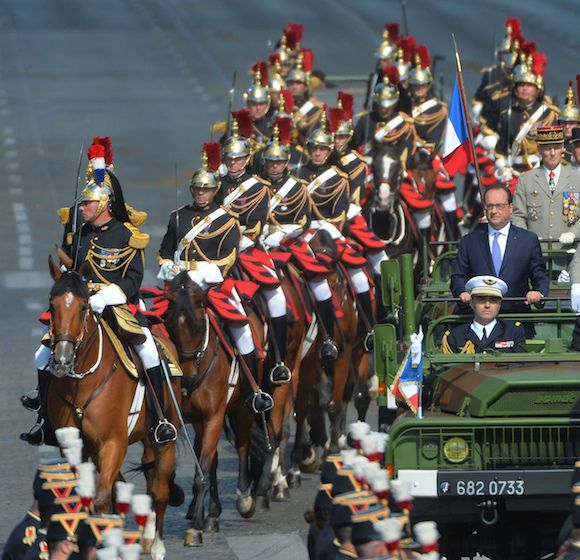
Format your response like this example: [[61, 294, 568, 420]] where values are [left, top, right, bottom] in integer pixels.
[[49, 305, 102, 378]]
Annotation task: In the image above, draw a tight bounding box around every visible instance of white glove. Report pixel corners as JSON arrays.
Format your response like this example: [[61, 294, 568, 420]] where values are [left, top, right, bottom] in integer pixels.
[[410, 326, 424, 368], [559, 232, 576, 246], [347, 203, 362, 221], [481, 133, 499, 151], [264, 230, 286, 249], [494, 157, 506, 171], [572, 283, 580, 313], [89, 293, 106, 315], [157, 261, 180, 281], [558, 269, 570, 283], [240, 236, 254, 251]]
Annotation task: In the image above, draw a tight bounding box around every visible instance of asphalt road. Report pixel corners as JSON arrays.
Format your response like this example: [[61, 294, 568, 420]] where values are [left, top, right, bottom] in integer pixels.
[[0, 1, 579, 558]]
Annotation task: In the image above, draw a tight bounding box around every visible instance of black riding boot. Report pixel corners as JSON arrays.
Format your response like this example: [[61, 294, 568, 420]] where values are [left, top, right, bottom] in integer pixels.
[[373, 277, 390, 324], [357, 290, 375, 352], [240, 350, 273, 414], [317, 298, 338, 363], [148, 366, 177, 445], [20, 371, 52, 446], [269, 316, 291, 385], [445, 210, 459, 241]]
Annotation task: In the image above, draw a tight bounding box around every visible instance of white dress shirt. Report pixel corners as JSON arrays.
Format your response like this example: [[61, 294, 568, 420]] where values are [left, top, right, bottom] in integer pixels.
[[470, 319, 497, 341], [543, 164, 561, 188], [487, 222, 510, 260]]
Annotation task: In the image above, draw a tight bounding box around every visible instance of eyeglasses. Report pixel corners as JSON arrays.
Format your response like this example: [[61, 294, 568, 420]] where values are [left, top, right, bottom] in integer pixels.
[[484, 203, 510, 211]]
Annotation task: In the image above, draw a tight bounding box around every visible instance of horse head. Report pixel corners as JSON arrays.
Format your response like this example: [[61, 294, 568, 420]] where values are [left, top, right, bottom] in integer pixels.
[[408, 147, 437, 198], [371, 144, 404, 211], [47, 256, 91, 378], [308, 228, 341, 265], [163, 271, 208, 359]]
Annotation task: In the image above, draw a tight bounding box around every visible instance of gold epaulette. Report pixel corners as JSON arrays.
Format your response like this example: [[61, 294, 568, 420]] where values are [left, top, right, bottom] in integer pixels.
[[211, 120, 228, 136], [331, 165, 349, 180], [491, 88, 509, 101], [124, 222, 150, 249], [310, 75, 324, 92], [125, 204, 148, 227], [58, 207, 70, 225], [354, 110, 368, 118], [254, 175, 270, 186]]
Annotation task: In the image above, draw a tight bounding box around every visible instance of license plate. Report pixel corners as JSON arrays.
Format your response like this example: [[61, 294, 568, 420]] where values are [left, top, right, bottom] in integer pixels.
[[437, 472, 525, 497]]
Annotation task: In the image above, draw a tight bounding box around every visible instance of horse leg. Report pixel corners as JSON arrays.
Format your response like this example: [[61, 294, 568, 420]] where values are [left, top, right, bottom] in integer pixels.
[[144, 438, 175, 560], [184, 417, 220, 547], [186, 430, 202, 521], [272, 411, 291, 501], [327, 355, 349, 454], [202, 455, 221, 533], [235, 407, 257, 519], [353, 353, 371, 422], [94, 439, 126, 513]]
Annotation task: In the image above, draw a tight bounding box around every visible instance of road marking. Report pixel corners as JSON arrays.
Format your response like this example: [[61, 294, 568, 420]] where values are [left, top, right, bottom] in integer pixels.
[[1, 271, 51, 289]]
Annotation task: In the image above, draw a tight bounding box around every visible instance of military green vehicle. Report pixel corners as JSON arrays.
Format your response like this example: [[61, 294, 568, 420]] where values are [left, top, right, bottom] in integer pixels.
[[375, 253, 579, 559]]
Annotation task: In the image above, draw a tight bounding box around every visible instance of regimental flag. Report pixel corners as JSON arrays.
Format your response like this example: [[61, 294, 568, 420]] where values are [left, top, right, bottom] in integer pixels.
[[390, 329, 423, 414], [442, 78, 472, 176]]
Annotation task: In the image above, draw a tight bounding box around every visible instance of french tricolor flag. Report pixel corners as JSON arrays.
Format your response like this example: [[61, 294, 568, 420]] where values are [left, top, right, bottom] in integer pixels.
[[442, 77, 472, 176]]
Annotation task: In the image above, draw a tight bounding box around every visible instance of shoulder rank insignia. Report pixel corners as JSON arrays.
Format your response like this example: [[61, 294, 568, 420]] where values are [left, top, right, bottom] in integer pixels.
[[22, 525, 37, 545], [124, 222, 150, 249], [57, 207, 71, 226], [515, 321, 522, 326]]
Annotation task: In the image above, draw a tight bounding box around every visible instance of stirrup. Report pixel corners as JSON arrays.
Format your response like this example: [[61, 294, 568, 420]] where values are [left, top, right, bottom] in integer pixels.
[[19, 422, 44, 446], [363, 331, 374, 353], [270, 363, 291, 385], [20, 390, 40, 412], [319, 339, 338, 363], [248, 391, 274, 414], [153, 420, 177, 444]]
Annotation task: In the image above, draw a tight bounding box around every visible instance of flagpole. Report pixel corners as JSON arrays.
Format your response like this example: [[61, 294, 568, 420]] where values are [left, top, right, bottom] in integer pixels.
[[451, 33, 484, 204]]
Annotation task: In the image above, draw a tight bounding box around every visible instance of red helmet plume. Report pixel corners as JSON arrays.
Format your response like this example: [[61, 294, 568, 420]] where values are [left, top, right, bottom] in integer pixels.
[[280, 88, 294, 113], [274, 117, 292, 146], [505, 17, 522, 40], [203, 142, 222, 172], [251, 61, 269, 86], [285, 22, 304, 43], [300, 48, 314, 72], [531, 51, 547, 77], [384, 22, 399, 42], [384, 65, 400, 85], [416, 45, 431, 69], [231, 108, 253, 137], [337, 91, 354, 120], [327, 107, 345, 134], [284, 29, 298, 50], [92, 136, 113, 167]]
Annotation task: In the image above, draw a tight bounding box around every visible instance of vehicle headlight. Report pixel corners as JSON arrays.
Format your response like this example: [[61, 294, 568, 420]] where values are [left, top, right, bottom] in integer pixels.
[[443, 437, 469, 463], [421, 440, 439, 460]]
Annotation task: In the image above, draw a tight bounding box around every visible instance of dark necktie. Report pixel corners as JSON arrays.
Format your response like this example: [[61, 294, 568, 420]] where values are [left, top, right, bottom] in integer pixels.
[[481, 327, 488, 347]]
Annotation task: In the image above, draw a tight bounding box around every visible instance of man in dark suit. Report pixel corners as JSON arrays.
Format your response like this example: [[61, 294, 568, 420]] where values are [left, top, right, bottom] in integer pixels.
[[451, 184, 549, 313], [443, 275, 526, 353]]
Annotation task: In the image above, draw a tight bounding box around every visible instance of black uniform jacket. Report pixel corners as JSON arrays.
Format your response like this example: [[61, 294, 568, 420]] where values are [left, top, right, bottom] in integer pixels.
[[442, 319, 526, 354], [67, 217, 146, 303], [266, 173, 312, 228], [158, 202, 240, 276]]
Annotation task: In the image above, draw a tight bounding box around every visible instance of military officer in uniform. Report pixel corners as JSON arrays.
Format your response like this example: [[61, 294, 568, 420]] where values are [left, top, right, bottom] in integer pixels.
[[494, 50, 559, 180], [286, 50, 324, 146], [158, 145, 273, 413], [408, 45, 447, 151], [218, 118, 294, 385], [244, 62, 272, 151], [443, 276, 526, 354], [352, 67, 416, 168], [558, 80, 580, 163], [512, 125, 580, 241], [21, 166, 177, 445]]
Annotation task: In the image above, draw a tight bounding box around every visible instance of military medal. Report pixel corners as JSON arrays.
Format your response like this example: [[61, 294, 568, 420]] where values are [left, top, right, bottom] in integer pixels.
[[562, 192, 580, 226]]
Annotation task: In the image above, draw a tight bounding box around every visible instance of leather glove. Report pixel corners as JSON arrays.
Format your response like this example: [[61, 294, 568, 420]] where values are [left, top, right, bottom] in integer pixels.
[[558, 269, 570, 283], [89, 293, 106, 315], [571, 283, 580, 313]]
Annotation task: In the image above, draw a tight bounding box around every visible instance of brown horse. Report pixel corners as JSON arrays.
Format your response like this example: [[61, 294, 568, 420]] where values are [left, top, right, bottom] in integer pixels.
[[45, 257, 179, 559], [242, 264, 308, 509], [287, 231, 367, 485], [163, 272, 264, 547]]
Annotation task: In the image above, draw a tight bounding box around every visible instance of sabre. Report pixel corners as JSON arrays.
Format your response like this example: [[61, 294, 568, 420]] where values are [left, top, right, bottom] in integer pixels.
[[226, 69, 238, 137], [363, 72, 378, 156], [157, 343, 206, 484], [174, 162, 180, 267], [71, 139, 85, 270], [400, 0, 410, 36]]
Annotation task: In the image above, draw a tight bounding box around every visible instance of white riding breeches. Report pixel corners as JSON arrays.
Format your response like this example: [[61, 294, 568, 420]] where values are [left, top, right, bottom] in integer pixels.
[[228, 289, 256, 356], [263, 285, 287, 319], [439, 192, 457, 212], [134, 327, 161, 370], [367, 251, 388, 276], [308, 278, 332, 301], [414, 209, 432, 229], [348, 267, 370, 294]]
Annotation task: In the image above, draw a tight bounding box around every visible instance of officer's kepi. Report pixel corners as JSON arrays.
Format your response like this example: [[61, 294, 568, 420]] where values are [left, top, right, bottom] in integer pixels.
[[465, 275, 508, 298]]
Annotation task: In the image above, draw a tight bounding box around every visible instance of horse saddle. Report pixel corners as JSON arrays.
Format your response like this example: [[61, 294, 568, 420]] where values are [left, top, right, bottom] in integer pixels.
[[100, 320, 182, 379]]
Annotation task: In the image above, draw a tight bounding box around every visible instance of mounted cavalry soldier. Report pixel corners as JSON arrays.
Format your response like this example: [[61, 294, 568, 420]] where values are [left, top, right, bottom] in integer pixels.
[[287, 49, 324, 146], [408, 45, 447, 151], [558, 79, 580, 163], [244, 62, 273, 150], [494, 50, 559, 184], [21, 153, 178, 446], [157, 144, 274, 413], [297, 115, 375, 356], [220, 117, 294, 385], [351, 66, 416, 167]]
